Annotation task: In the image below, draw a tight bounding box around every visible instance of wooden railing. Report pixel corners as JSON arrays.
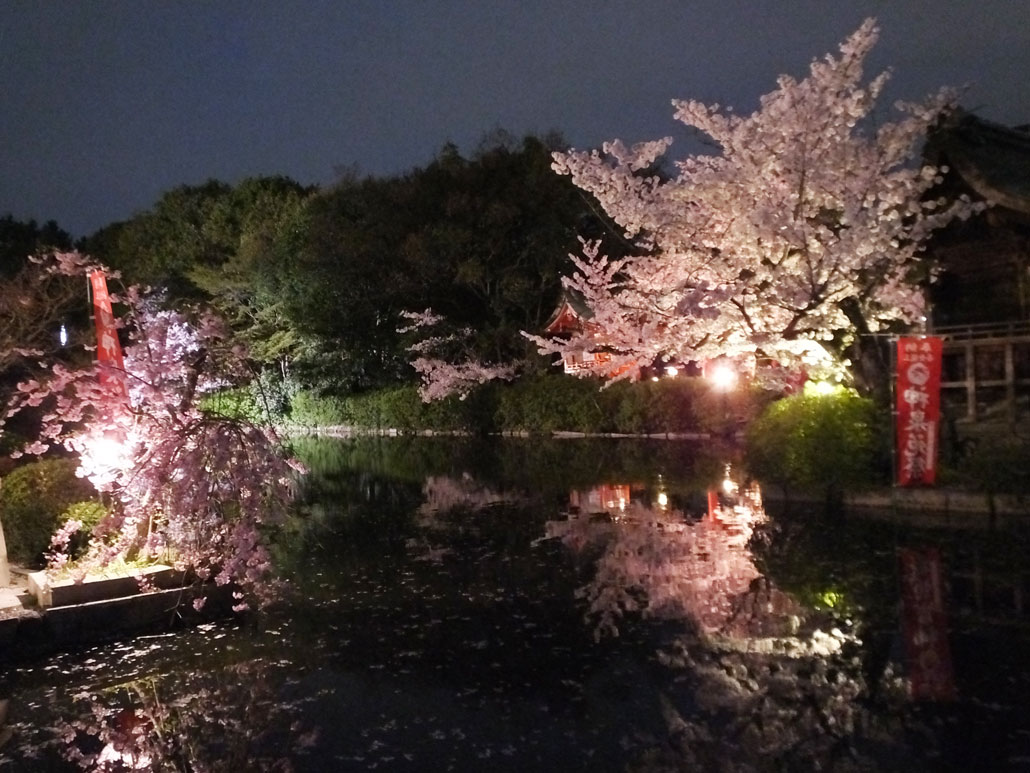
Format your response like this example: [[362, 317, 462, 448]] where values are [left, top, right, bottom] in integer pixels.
[[932, 322, 1030, 424]]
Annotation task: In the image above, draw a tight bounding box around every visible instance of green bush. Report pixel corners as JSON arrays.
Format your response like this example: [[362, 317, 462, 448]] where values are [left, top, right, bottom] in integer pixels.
[[0, 458, 98, 565], [289, 390, 353, 428], [59, 500, 109, 558], [746, 389, 886, 499], [495, 372, 607, 434]]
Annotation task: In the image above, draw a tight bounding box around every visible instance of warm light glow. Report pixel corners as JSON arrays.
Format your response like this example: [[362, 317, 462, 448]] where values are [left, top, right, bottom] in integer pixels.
[[722, 463, 738, 495], [90, 434, 127, 468], [657, 491, 669, 508], [665, 366, 678, 377], [804, 380, 843, 396], [75, 426, 136, 489], [710, 364, 736, 390], [651, 376, 659, 382]]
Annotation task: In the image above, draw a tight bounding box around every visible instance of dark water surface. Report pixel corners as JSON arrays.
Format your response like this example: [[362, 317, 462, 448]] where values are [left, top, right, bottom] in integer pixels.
[[2, 436, 1030, 771]]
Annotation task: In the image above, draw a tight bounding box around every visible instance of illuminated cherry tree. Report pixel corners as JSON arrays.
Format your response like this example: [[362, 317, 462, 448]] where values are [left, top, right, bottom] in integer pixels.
[[532, 19, 980, 391], [2, 253, 300, 607], [400, 309, 515, 402]]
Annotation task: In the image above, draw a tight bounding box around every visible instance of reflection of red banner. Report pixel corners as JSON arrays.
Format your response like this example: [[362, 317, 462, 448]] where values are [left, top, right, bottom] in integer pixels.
[[899, 547, 955, 701], [89, 270, 127, 396], [896, 337, 942, 486]]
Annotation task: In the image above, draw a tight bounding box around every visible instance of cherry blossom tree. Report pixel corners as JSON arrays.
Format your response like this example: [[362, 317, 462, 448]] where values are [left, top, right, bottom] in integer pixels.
[[2, 253, 301, 607], [399, 309, 515, 402], [531, 18, 980, 395]]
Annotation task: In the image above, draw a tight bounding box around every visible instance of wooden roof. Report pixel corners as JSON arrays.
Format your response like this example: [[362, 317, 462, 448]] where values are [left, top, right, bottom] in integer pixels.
[[927, 109, 1030, 216]]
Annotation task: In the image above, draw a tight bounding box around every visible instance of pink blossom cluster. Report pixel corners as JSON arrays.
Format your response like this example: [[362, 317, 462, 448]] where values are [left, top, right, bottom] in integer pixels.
[[399, 308, 515, 401]]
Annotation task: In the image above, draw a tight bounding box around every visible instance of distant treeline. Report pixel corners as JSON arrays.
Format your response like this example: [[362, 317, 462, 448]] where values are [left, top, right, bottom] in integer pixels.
[[32, 130, 632, 400]]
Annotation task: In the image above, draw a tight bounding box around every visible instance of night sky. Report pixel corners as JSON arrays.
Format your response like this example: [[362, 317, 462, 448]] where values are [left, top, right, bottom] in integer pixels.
[[2, 1, 1028, 239]]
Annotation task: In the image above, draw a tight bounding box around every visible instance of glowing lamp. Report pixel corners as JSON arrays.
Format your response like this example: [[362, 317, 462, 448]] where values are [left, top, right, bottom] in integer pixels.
[[710, 364, 736, 390]]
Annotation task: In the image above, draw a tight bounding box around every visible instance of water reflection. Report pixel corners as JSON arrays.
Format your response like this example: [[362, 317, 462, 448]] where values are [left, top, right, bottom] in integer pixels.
[[544, 476, 924, 769], [2, 437, 1029, 770], [59, 660, 312, 771], [548, 479, 800, 640]]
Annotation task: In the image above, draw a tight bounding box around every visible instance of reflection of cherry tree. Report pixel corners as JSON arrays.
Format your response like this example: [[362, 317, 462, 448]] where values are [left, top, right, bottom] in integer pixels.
[[416, 474, 522, 526], [52, 656, 319, 772], [547, 485, 795, 639], [409, 474, 524, 561], [546, 490, 915, 769]]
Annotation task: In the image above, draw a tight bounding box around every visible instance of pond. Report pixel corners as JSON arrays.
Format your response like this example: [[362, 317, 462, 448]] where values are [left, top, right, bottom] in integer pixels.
[[2, 436, 1030, 771]]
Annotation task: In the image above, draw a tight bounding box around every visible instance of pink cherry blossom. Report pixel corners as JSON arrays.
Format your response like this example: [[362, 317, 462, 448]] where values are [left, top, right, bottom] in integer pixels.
[[531, 19, 982, 384]]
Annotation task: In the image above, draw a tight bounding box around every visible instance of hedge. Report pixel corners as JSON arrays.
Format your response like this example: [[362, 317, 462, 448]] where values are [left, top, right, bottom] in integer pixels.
[[0, 457, 98, 565]]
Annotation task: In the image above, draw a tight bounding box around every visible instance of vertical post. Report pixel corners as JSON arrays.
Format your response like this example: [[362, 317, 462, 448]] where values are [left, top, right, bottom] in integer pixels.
[[890, 337, 897, 488], [1005, 342, 1016, 423], [0, 479, 9, 587], [965, 340, 977, 422]]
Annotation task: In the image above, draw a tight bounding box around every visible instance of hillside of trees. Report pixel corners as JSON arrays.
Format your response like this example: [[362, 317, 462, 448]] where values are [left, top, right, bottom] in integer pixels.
[[56, 131, 625, 400]]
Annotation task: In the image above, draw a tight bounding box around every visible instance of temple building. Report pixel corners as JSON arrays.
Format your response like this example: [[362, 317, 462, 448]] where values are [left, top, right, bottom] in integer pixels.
[[923, 110, 1030, 428]]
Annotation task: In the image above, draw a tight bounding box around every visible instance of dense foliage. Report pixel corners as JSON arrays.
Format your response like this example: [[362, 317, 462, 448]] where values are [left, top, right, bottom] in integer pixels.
[[0, 217, 80, 399], [83, 133, 618, 399], [279, 371, 771, 438], [0, 457, 96, 564], [746, 388, 886, 499]]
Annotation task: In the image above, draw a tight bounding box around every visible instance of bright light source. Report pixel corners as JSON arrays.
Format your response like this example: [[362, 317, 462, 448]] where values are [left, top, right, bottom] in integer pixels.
[[657, 491, 668, 508], [804, 380, 841, 396], [90, 434, 126, 468], [651, 376, 659, 382], [75, 428, 134, 488], [710, 364, 736, 390], [664, 366, 679, 377], [722, 463, 738, 495], [59, 324, 68, 347]]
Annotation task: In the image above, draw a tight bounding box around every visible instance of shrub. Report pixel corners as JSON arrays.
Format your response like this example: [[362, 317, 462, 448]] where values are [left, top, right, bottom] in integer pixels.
[[289, 390, 353, 428], [495, 372, 606, 434], [0, 458, 98, 565], [746, 389, 885, 499], [58, 500, 109, 558]]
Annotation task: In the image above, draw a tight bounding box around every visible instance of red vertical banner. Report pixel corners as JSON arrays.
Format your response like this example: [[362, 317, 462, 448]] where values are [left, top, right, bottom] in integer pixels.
[[89, 270, 127, 396], [898, 547, 956, 701], [896, 337, 942, 486]]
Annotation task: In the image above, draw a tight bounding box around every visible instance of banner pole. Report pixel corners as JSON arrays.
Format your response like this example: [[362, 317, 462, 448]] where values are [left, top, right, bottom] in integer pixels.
[[890, 337, 898, 488]]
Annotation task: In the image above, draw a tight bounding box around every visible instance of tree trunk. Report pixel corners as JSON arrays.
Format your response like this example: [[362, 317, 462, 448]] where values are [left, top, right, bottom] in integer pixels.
[[838, 297, 892, 405]]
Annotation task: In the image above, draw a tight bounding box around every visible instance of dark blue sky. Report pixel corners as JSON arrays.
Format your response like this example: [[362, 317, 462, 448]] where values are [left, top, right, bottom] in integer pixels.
[[2, 1, 1028, 238]]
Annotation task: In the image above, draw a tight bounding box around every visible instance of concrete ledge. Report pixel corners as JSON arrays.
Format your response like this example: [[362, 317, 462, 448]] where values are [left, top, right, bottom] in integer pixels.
[[26, 565, 186, 608], [844, 487, 1029, 516], [0, 583, 235, 661], [763, 485, 1030, 518]]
